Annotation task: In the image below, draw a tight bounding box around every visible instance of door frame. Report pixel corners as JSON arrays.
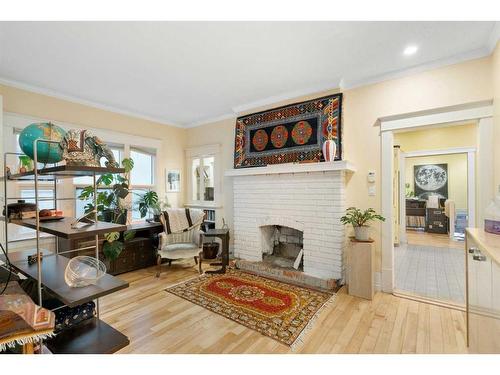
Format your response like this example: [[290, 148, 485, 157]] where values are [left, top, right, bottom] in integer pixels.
[[380, 101, 493, 293]]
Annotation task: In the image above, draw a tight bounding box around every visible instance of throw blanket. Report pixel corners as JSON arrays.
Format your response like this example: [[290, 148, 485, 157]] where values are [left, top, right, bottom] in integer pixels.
[[0, 282, 55, 352], [160, 208, 204, 234]]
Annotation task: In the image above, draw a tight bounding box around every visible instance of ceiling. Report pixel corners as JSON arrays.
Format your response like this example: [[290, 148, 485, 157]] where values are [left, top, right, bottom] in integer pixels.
[[0, 21, 498, 127]]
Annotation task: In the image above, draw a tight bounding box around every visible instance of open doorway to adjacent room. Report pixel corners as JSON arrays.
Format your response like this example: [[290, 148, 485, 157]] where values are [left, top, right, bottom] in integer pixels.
[[392, 123, 476, 307]]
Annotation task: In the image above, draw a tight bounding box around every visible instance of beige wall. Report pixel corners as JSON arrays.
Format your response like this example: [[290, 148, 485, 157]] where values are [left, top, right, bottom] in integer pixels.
[[0, 84, 186, 207], [405, 154, 468, 210], [187, 55, 493, 273], [394, 123, 477, 152]]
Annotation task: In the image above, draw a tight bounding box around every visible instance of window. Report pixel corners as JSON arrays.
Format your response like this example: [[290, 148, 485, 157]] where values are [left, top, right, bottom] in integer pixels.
[[130, 148, 155, 186], [187, 145, 219, 205], [129, 148, 155, 221], [17, 189, 55, 236]]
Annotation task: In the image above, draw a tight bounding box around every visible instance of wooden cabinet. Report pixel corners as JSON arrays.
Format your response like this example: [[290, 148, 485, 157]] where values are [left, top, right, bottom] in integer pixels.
[[466, 228, 500, 353], [58, 222, 162, 275]]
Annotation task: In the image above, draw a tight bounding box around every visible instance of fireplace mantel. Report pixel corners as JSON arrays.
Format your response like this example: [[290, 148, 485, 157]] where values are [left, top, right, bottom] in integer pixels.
[[224, 160, 356, 177]]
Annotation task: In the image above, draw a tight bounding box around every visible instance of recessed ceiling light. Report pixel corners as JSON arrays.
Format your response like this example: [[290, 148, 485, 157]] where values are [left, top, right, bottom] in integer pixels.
[[403, 45, 418, 56]]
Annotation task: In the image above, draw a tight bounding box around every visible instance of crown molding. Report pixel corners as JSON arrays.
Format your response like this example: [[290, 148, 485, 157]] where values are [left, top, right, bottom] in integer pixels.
[[184, 113, 236, 128], [340, 46, 491, 90], [230, 80, 341, 115], [0, 77, 184, 128]]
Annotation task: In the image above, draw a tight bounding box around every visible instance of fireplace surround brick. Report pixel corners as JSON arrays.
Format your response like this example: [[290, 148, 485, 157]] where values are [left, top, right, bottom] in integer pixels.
[[232, 170, 346, 280]]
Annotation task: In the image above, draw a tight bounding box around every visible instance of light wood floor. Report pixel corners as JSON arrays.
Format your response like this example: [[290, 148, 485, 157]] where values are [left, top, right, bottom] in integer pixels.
[[100, 262, 468, 354], [405, 230, 464, 250]]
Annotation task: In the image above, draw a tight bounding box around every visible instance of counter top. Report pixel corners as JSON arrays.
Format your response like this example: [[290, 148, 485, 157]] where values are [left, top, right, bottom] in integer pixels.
[[466, 228, 500, 265]]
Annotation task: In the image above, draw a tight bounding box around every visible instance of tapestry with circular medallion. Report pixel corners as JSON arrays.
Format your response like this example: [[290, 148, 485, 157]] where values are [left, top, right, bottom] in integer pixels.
[[291, 121, 313, 145], [270, 125, 288, 148], [252, 129, 269, 151]]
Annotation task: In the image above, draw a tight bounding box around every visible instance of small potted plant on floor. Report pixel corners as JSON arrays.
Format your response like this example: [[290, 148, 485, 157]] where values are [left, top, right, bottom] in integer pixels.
[[340, 207, 385, 241]]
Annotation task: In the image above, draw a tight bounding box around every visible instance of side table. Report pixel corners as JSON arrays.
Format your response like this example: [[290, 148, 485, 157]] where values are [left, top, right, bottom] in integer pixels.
[[347, 238, 374, 300], [202, 228, 230, 274]]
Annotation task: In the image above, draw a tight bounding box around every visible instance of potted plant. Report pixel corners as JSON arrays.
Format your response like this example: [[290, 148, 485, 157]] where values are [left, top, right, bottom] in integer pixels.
[[340, 207, 385, 241], [78, 158, 141, 260], [137, 192, 170, 222], [18, 155, 33, 173]]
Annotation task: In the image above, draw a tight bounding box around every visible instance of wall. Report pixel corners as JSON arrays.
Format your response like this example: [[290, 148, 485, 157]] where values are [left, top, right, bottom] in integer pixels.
[[186, 55, 493, 274], [404, 154, 468, 210], [0, 84, 186, 208], [393, 123, 477, 152]]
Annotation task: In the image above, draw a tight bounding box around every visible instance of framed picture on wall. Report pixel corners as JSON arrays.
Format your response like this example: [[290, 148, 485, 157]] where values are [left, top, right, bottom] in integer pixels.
[[413, 163, 448, 200], [166, 169, 181, 192]]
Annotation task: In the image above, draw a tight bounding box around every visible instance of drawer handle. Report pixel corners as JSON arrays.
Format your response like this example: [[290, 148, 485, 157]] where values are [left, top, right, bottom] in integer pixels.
[[472, 251, 487, 262], [468, 247, 478, 254]]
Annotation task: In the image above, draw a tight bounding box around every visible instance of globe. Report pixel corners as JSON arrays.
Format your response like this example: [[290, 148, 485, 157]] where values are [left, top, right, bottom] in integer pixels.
[[18, 123, 66, 164]]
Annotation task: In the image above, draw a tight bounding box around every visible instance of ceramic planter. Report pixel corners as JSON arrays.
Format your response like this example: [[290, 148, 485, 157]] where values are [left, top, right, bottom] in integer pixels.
[[354, 226, 370, 241]]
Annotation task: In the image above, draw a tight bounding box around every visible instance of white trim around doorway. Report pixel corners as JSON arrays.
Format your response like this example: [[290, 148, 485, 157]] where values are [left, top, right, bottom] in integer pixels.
[[379, 101, 493, 293]]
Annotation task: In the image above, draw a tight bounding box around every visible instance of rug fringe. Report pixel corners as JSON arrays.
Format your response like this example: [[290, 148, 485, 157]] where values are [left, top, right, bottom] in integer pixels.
[[290, 293, 337, 352], [0, 332, 56, 352]]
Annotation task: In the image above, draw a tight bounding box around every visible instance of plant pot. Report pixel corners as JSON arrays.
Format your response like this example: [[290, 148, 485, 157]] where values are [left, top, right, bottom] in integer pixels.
[[203, 242, 219, 259], [354, 226, 370, 241], [102, 209, 128, 224]]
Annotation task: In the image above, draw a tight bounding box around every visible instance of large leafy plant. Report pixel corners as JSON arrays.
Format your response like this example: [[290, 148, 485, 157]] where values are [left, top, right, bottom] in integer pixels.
[[340, 207, 385, 228], [78, 158, 137, 260]]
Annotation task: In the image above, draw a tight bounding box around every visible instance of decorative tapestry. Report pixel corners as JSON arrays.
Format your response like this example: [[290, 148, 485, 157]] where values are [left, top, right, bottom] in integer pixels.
[[234, 93, 342, 168]]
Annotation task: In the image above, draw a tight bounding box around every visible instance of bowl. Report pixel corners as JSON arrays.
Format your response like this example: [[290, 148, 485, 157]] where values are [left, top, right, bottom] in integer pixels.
[[64, 256, 106, 288]]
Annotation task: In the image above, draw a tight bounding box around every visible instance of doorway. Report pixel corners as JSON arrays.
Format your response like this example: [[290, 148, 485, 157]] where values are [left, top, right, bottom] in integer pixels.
[[394, 144, 473, 306], [380, 102, 494, 298]]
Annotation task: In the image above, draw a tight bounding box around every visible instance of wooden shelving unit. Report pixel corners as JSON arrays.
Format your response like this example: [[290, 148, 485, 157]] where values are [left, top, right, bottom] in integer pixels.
[[2, 153, 130, 354]]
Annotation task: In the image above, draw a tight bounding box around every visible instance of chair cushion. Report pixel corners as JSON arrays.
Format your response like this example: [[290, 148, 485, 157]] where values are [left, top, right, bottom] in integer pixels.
[[159, 242, 201, 259]]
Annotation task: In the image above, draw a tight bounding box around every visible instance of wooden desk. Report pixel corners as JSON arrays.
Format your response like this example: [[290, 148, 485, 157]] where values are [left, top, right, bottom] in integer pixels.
[[203, 229, 230, 274]]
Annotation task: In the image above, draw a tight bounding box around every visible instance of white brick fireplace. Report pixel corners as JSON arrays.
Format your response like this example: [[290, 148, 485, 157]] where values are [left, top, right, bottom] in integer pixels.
[[225, 161, 356, 281]]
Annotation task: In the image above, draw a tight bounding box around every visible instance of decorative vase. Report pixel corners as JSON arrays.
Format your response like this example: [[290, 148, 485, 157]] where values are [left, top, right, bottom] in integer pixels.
[[354, 226, 370, 241], [322, 139, 337, 161]]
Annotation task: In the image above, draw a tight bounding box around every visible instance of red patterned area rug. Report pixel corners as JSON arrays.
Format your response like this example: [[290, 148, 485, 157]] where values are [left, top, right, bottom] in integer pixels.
[[165, 269, 335, 347]]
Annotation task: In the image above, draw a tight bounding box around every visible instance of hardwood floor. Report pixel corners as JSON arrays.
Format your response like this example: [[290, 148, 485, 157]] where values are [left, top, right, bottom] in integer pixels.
[[99, 262, 468, 354], [405, 230, 464, 250]]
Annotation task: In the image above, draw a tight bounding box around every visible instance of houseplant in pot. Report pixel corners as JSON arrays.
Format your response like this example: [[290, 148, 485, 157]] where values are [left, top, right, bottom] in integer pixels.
[[340, 207, 385, 241], [137, 192, 170, 222], [78, 157, 139, 260]]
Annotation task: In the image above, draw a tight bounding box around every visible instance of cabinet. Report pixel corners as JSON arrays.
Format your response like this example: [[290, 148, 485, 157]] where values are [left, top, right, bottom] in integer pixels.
[[58, 221, 162, 275], [466, 228, 500, 353]]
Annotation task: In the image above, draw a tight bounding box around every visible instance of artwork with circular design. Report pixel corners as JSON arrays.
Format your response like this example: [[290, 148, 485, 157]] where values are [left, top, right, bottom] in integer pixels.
[[270, 125, 288, 148], [252, 129, 269, 151], [291, 121, 313, 145]]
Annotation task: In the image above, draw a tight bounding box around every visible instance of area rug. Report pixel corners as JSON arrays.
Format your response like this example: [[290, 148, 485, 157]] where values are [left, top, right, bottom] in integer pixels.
[[165, 269, 334, 347]]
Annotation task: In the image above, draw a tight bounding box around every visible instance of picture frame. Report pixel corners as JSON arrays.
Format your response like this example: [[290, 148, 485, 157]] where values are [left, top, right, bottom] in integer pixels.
[[166, 169, 181, 192]]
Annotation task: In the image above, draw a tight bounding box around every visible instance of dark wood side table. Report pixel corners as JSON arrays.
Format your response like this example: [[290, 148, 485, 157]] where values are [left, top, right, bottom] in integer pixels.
[[202, 228, 230, 274]]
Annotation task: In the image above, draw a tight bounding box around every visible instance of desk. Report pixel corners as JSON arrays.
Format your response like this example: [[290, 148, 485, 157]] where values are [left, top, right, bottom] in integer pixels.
[[203, 229, 230, 274]]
